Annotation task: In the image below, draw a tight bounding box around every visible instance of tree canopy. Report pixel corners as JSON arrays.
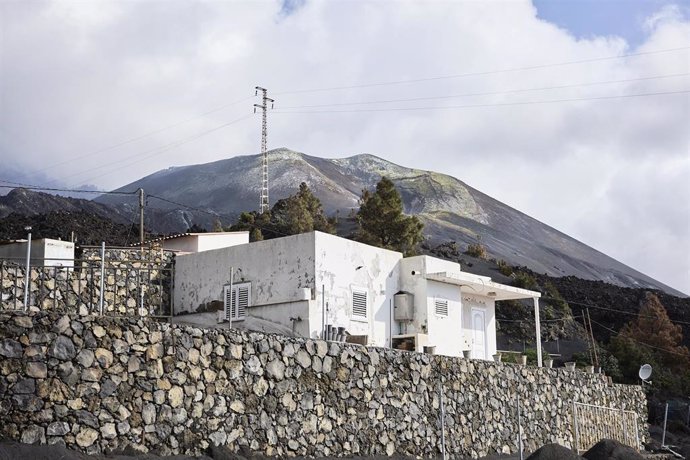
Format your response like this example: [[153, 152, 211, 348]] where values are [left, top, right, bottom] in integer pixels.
[[355, 176, 423, 255], [610, 292, 690, 394], [229, 182, 335, 241]]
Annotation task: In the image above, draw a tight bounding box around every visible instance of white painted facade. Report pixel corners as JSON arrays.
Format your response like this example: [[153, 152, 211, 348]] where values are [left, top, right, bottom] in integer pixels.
[[174, 231, 540, 362], [0, 238, 74, 267], [151, 232, 249, 254]]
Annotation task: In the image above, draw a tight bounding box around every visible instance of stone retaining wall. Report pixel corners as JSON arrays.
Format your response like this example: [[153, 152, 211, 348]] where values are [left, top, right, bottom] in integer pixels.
[[0, 249, 173, 316], [0, 311, 647, 458]]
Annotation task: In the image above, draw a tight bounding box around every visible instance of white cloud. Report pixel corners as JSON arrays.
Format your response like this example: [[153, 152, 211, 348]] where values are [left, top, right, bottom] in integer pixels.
[[1, 0, 688, 293]]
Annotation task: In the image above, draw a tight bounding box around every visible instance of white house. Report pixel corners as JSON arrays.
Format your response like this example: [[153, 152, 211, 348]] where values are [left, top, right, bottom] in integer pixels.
[[173, 231, 543, 364], [139, 231, 249, 254]]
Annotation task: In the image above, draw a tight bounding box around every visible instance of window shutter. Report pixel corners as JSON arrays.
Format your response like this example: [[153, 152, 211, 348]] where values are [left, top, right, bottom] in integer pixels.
[[435, 299, 448, 316], [224, 283, 250, 321], [352, 291, 367, 319], [237, 285, 249, 318]]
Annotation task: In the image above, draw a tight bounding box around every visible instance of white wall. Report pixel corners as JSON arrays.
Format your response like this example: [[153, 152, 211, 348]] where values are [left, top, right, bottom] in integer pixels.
[[425, 280, 463, 357], [196, 232, 249, 252], [313, 232, 402, 346], [174, 233, 316, 316], [163, 232, 249, 253]]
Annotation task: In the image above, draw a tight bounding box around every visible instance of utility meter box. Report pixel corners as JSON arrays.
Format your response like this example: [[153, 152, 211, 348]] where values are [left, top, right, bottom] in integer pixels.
[[394, 291, 414, 321]]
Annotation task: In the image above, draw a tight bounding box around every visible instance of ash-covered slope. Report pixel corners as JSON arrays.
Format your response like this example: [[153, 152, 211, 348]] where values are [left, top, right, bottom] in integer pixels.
[[98, 148, 684, 296]]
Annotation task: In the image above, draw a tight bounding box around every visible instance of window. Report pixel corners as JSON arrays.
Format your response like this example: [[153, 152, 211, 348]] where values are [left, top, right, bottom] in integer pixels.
[[352, 289, 368, 320], [224, 283, 250, 321], [434, 299, 448, 317]]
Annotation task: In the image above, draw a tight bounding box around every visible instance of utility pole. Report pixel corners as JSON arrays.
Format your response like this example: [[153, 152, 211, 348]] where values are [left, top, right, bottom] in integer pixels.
[[254, 86, 274, 214], [138, 188, 145, 245]]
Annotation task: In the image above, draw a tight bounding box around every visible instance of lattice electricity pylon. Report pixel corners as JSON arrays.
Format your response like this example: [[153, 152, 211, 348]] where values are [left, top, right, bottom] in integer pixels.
[[254, 86, 274, 214]]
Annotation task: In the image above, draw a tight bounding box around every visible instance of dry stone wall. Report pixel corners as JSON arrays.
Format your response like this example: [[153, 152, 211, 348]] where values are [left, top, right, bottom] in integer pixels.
[[0, 311, 646, 458], [0, 248, 173, 316]]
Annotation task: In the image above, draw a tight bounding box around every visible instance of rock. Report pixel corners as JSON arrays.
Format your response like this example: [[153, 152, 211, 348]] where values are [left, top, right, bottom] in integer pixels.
[[92, 325, 106, 338], [25, 362, 47, 378], [0, 339, 22, 358], [296, 350, 311, 368], [76, 349, 95, 368], [14, 378, 35, 394], [127, 356, 140, 372], [47, 421, 70, 436], [94, 348, 114, 368], [142, 403, 156, 425], [168, 386, 184, 408], [230, 400, 245, 414], [245, 355, 263, 375], [75, 410, 99, 429], [100, 422, 117, 439], [20, 425, 45, 444], [81, 368, 102, 382], [266, 359, 286, 380], [147, 343, 164, 360], [13, 316, 33, 328], [75, 427, 99, 447], [12, 394, 43, 412], [48, 336, 76, 360]]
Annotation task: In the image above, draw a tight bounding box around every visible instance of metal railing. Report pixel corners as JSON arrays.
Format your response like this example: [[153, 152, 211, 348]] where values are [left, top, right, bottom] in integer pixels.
[[0, 254, 173, 318], [572, 401, 640, 453]]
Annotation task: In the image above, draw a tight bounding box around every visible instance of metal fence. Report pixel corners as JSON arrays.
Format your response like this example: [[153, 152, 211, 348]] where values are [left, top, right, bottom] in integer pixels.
[[572, 401, 640, 453], [0, 253, 173, 318]]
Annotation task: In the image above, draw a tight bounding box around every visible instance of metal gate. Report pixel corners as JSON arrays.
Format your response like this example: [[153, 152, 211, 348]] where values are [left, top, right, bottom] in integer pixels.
[[572, 401, 640, 453]]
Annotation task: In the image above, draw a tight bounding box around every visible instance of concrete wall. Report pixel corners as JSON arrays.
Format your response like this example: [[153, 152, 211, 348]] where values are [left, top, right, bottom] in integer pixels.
[[314, 232, 401, 346], [174, 233, 316, 315], [0, 310, 648, 458]]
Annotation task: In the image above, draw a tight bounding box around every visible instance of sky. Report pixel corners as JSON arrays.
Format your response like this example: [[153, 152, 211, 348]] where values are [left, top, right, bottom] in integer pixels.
[[0, 0, 688, 294]]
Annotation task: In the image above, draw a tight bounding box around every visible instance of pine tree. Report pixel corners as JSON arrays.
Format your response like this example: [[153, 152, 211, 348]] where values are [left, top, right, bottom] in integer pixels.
[[355, 176, 423, 255]]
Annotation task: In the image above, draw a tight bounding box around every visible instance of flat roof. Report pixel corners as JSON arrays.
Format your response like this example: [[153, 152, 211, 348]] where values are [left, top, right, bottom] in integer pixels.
[[426, 271, 540, 300], [132, 231, 249, 247]]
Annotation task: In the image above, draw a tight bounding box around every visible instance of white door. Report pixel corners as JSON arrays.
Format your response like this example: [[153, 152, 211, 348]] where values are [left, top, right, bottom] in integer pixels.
[[471, 308, 487, 360]]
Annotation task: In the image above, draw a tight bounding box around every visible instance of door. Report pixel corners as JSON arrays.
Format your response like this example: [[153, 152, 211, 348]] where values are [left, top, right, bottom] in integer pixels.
[[471, 308, 487, 360]]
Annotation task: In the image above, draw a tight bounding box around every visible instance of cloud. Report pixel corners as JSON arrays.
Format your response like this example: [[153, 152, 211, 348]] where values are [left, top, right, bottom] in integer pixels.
[[0, 0, 688, 293]]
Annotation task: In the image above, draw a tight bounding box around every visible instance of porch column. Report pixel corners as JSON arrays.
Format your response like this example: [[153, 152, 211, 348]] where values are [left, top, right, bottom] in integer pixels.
[[534, 297, 542, 367]]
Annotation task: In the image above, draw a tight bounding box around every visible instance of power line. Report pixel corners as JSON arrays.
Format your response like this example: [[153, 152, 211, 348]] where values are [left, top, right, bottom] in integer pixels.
[[70, 113, 253, 186], [541, 295, 690, 326], [279, 73, 690, 109], [0, 183, 136, 196], [274, 89, 690, 114], [275, 46, 690, 95], [34, 96, 254, 178], [588, 317, 690, 357]]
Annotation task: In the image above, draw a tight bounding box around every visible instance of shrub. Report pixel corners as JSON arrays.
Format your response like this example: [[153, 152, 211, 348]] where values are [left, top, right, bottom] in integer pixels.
[[497, 259, 513, 276], [465, 242, 487, 259]]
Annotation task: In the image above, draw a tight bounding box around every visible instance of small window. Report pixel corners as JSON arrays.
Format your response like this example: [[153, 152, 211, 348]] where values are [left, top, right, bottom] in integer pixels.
[[352, 290, 368, 320], [224, 283, 250, 321], [435, 299, 448, 317]]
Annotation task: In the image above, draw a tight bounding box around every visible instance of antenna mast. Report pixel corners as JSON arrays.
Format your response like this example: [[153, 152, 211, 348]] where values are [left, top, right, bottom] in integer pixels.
[[254, 86, 274, 214]]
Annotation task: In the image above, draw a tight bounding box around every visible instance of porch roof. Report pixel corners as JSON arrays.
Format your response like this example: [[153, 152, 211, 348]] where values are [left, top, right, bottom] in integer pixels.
[[425, 271, 541, 301]]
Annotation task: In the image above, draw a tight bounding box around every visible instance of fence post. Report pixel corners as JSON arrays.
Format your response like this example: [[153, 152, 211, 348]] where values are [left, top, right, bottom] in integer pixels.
[[572, 401, 579, 453], [99, 242, 105, 315], [621, 407, 627, 445], [517, 394, 524, 460], [23, 230, 32, 311], [438, 384, 446, 460], [661, 402, 669, 447]]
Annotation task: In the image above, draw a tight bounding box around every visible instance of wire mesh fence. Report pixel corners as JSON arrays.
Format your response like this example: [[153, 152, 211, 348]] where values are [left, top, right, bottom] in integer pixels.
[[572, 401, 640, 453], [0, 250, 173, 318]]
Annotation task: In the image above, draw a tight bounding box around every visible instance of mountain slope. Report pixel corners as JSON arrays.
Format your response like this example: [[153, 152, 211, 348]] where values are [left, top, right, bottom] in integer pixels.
[[94, 148, 683, 296]]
